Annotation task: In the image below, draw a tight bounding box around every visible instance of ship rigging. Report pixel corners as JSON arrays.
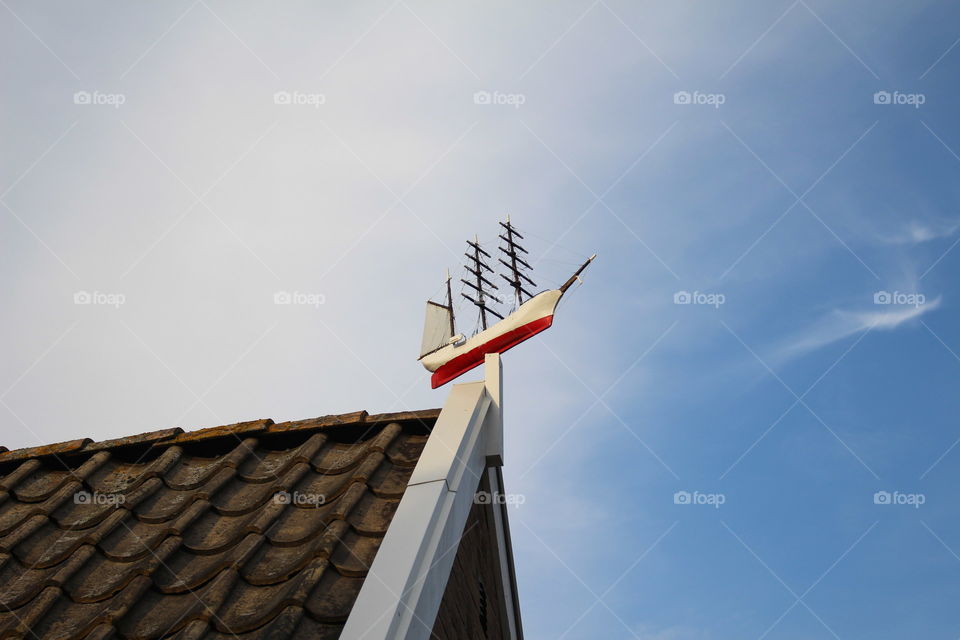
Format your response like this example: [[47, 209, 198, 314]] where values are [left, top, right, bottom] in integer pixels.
[[418, 218, 595, 388]]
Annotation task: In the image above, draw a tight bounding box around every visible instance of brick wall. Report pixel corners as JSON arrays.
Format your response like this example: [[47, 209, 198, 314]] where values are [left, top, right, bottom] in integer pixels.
[[431, 476, 512, 640]]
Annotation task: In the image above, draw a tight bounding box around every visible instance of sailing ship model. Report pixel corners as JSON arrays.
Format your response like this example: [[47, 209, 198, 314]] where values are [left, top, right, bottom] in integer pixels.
[[418, 218, 595, 388]]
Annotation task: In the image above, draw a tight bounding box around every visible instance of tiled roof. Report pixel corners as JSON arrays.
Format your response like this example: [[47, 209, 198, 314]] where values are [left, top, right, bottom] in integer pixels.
[[0, 409, 439, 640]]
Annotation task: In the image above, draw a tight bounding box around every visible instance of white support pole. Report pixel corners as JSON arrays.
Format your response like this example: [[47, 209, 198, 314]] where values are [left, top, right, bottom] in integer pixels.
[[340, 381, 492, 640], [341, 357, 508, 640], [484, 353, 503, 468]]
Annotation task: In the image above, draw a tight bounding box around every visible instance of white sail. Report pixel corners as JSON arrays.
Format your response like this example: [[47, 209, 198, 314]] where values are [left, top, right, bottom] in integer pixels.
[[420, 301, 452, 358]]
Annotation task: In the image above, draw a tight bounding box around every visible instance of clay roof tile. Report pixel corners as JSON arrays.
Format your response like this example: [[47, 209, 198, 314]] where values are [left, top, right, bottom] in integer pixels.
[[0, 408, 438, 638]]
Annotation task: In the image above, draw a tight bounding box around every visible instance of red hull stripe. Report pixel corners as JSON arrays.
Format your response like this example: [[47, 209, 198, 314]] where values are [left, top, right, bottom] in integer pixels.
[[430, 315, 555, 388]]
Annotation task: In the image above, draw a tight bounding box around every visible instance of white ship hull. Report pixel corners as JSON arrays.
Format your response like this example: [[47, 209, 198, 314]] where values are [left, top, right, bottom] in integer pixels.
[[419, 289, 563, 388]]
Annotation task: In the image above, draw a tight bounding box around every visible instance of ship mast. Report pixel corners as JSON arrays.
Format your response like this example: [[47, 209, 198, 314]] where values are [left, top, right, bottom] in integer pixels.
[[462, 235, 503, 330], [498, 216, 536, 306], [445, 268, 455, 335]]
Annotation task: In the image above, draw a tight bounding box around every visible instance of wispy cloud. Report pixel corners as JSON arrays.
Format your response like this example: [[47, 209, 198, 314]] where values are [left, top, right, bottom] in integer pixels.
[[880, 219, 960, 245], [776, 296, 942, 360]]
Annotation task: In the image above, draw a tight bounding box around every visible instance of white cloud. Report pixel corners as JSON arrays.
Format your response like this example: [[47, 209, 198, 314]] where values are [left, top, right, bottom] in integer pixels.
[[776, 296, 941, 360], [880, 219, 960, 245]]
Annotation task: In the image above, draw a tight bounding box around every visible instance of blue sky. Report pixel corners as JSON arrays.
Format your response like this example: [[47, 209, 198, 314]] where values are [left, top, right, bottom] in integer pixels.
[[3, 1, 960, 638]]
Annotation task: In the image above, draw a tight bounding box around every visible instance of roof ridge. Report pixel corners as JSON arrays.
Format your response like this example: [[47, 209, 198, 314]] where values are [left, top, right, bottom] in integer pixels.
[[0, 408, 441, 466]]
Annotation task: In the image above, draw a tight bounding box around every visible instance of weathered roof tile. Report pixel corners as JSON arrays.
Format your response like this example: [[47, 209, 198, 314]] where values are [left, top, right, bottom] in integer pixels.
[[134, 467, 233, 524], [237, 433, 327, 483], [0, 545, 94, 610], [0, 438, 92, 464], [216, 557, 331, 634], [86, 447, 182, 496], [66, 539, 177, 603], [205, 606, 305, 640], [304, 569, 365, 621], [267, 410, 369, 433], [154, 533, 261, 595], [347, 490, 402, 536], [330, 530, 381, 577], [211, 462, 309, 517], [0, 408, 436, 638], [0, 458, 42, 491], [81, 428, 184, 454], [14, 509, 126, 568], [0, 584, 61, 636], [118, 568, 238, 640], [243, 520, 348, 587], [163, 441, 254, 491], [385, 432, 430, 467], [159, 419, 273, 445], [290, 615, 344, 640], [366, 409, 441, 425]]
